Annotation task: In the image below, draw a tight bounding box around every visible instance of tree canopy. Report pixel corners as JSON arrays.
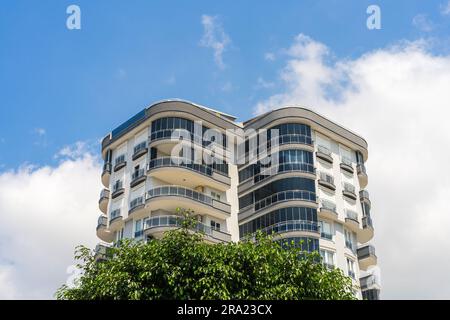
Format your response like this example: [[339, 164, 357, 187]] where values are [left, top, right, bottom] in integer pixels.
[[56, 209, 355, 300]]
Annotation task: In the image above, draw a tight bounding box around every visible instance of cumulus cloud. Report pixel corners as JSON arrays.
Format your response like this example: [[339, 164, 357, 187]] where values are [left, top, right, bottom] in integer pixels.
[[264, 52, 276, 61], [255, 34, 450, 299], [0, 142, 101, 299], [200, 15, 231, 69]]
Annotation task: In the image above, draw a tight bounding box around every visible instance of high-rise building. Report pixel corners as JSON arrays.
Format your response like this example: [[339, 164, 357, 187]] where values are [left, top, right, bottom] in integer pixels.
[[96, 99, 380, 299]]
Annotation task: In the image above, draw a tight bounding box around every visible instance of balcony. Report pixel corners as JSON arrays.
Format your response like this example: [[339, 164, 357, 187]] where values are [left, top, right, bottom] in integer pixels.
[[340, 157, 354, 174], [319, 200, 338, 221], [129, 196, 145, 216], [360, 274, 381, 300], [359, 190, 371, 206], [109, 209, 122, 229], [239, 190, 317, 220], [258, 220, 319, 238], [94, 243, 113, 262], [101, 162, 112, 188], [130, 169, 146, 188], [357, 244, 377, 270], [316, 146, 333, 164], [144, 215, 231, 243], [357, 163, 368, 188], [111, 182, 124, 199], [132, 142, 148, 161], [146, 186, 231, 220], [345, 210, 360, 233], [96, 215, 113, 243], [342, 183, 357, 200], [318, 172, 336, 191], [114, 155, 126, 172], [98, 189, 110, 213], [147, 157, 230, 191], [359, 216, 374, 243]]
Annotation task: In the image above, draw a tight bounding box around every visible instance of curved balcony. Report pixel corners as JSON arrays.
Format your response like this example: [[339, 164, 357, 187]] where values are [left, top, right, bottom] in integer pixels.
[[258, 220, 319, 239], [359, 190, 371, 206], [132, 142, 148, 161], [129, 196, 145, 217], [318, 172, 336, 191], [147, 157, 230, 191], [98, 189, 110, 213], [357, 244, 377, 271], [316, 146, 333, 164], [94, 243, 113, 262], [238, 162, 316, 194], [143, 215, 231, 243], [340, 157, 354, 174], [146, 185, 231, 220], [359, 216, 374, 243], [96, 215, 114, 243], [109, 209, 123, 229], [239, 190, 317, 221], [113, 155, 126, 172], [345, 210, 360, 233], [357, 164, 368, 188], [130, 169, 146, 188], [342, 183, 357, 200], [319, 200, 338, 221], [101, 162, 112, 188]]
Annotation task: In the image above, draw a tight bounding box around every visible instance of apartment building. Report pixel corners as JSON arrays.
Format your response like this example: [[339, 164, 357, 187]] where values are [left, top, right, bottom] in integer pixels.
[[95, 99, 380, 300]]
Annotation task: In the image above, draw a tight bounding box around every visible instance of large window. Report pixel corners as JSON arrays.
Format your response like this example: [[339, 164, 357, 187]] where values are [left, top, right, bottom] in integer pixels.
[[277, 237, 319, 252], [320, 249, 335, 268], [344, 228, 354, 250], [319, 220, 333, 240], [150, 117, 227, 148], [239, 206, 318, 238], [238, 177, 316, 210], [238, 149, 314, 182]]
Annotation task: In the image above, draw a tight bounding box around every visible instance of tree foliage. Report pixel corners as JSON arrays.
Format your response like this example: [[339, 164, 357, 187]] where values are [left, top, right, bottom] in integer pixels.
[[56, 209, 355, 300]]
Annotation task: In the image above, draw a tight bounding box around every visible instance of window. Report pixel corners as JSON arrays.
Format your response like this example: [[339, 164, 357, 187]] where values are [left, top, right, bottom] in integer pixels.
[[320, 249, 335, 268], [113, 180, 123, 192], [210, 220, 220, 231], [320, 221, 333, 240], [344, 228, 353, 250], [135, 219, 143, 238], [347, 258, 356, 279], [116, 228, 124, 242], [211, 191, 221, 201]]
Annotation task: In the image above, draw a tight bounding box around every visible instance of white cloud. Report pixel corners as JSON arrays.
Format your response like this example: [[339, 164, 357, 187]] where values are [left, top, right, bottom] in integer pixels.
[[200, 15, 231, 69], [255, 77, 275, 89], [264, 52, 276, 61], [34, 128, 46, 136], [412, 14, 434, 32], [255, 34, 450, 299], [0, 142, 100, 299], [441, 1, 450, 15]]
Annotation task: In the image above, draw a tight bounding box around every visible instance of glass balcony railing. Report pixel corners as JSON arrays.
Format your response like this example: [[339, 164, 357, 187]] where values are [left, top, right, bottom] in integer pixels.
[[346, 210, 359, 222], [258, 220, 319, 236], [129, 196, 144, 211], [148, 157, 214, 176], [99, 189, 110, 200], [144, 215, 226, 237], [133, 142, 147, 155], [343, 183, 356, 194], [317, 145, 332, 156], [320, 200, 337, 213], [115, 155, 126, 166], [97, 215, 107, 229], [110, 209, 121, 221], [253, 162, 315, 184], [362, 216, 373, 229], [357, 245, 377, 259], [254, 190, 316, 212]]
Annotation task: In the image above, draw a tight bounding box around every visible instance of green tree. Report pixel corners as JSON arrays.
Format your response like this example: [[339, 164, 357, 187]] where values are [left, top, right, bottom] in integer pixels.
[[56, 209, 355, 300]]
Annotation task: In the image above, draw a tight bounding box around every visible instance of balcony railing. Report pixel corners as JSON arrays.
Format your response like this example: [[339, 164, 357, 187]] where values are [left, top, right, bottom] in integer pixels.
[[114, 155, 126, 171], [99, 189, 110, 201], [253, 162, 315, 184], [319, 172, 335, 190], [148, 156, 214, 176], [360, 274, 378, 289], [321, 232, 333, 240], [340, 157, 354, 174], [129, 196, 144, 211], [320, 199, 337, 213], [316, 145, 333, 163], [346, 210, 358, 222], [357, 163, 367, 175], [254, 190, 316, 212], [258, 220, 319, 236], [362, 215, 373, 229], [97, 215, 107, 229], [110, 209, 122, 221], [342, 183, 357, 200], [357, 245, 377, 260], [132, 142, 147, 160], [146, 185, 230, 214], [102, 162, 112, 174], [345, 240, 354, 250], [130, 169, 146, 187], [348, 270, 356, 279]]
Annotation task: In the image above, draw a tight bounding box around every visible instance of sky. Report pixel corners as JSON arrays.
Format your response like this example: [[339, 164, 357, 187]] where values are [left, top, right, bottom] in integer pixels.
[[1, 0, 450, 299]]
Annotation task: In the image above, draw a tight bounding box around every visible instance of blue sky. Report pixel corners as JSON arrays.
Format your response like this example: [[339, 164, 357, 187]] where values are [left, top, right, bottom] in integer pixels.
[[1, 0, 449, 169]]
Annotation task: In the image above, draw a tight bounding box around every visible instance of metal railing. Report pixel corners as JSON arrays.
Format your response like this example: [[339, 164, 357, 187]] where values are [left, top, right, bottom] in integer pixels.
[[341, 156, 353, 166], [357, 245, 377, 259], [319, 172, 334, 185], [346, 210, 358, 221], [102, 162, 112, 173], [97, 215, 107, 228], [343, 182, 356, 194], [133, 141, 147, 154], [362, 216, 373, 228], [99, 189, 110, 199], [112, 181, 123, 193], [110, 209, 122, 221], [258, 220, 319, 236], [357, 163, 367, 174], [360, 190, 370, 200], [317, 145, 332, 156], [320, 199, 337, 212], [131, 168, 145, 181], [130, 196, 144, 210], [321, 232, 333, 240], [148, 157, 213, 176], [115, 154, 126, 166], [254, 190, 316, 212]]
